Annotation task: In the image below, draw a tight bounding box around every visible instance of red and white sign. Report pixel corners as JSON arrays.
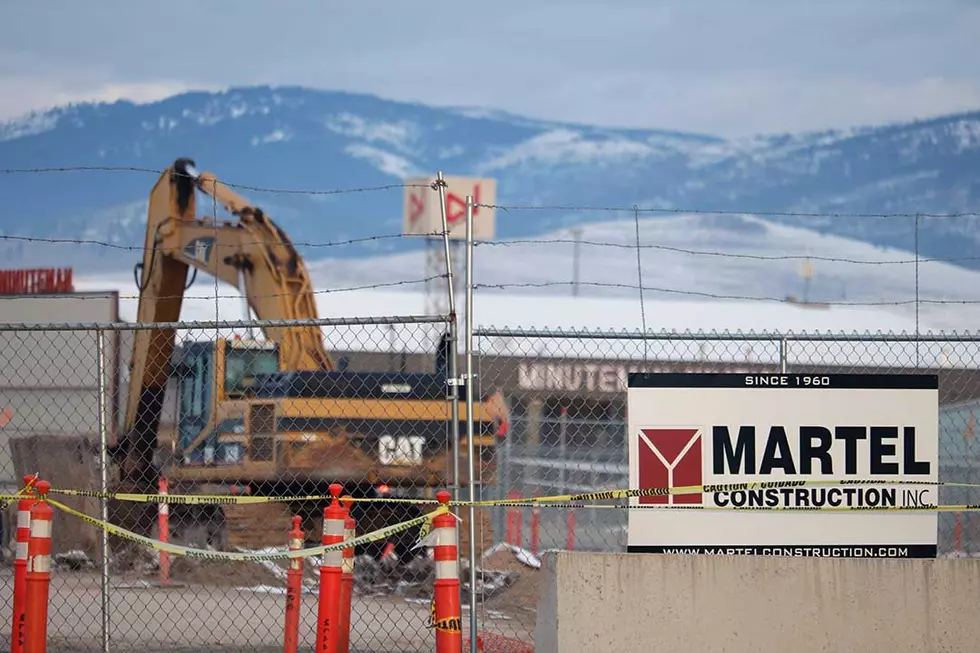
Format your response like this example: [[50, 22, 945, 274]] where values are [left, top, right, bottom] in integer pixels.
[[627, 373, 939, 558], [402, 175, 496, 240]]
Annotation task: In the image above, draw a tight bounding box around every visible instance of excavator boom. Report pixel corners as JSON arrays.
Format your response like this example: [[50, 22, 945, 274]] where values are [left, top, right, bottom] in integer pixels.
[[114, 158, 333, 485]]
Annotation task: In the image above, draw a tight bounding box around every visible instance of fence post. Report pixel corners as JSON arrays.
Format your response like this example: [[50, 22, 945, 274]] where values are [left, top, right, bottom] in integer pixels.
[[25, 479, 53, 653], [283, 515, 304, 653], [95, 326, 112, 653], [11, 474, 36, 653], [779, 337, 789, 373], [339, 496, 355, 653]]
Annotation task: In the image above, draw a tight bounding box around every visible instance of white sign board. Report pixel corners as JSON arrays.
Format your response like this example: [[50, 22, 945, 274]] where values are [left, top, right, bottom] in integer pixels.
[[626, 373, 939, 558], [402, 175, 496, 240]]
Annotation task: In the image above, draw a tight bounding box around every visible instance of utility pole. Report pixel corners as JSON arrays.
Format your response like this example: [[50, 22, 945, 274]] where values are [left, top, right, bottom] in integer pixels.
[[799, 257, 813, 304], [571, 226, 582, 297]]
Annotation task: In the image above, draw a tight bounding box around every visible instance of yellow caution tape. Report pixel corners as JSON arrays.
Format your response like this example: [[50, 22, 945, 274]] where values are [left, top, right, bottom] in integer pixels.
[[466, 477, 969, 507], [49, 488, 440, 505], [426, 600, 462, 634], [44, 477, 980, 508], [0, 473, 39, 510], [45, 497, 449, 562], [489, 501, 980, 513], [433, 616, 462, 634]]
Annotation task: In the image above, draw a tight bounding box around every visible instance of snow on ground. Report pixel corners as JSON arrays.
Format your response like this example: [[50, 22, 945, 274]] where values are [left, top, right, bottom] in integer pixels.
[[70, 281, 976, 371], [302, 213, 980, 334]]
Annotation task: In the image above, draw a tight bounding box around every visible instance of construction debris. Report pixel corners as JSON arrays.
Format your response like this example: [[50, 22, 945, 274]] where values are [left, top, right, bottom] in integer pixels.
[[53, 550, 95, 571], [47, 536, 545, 618]]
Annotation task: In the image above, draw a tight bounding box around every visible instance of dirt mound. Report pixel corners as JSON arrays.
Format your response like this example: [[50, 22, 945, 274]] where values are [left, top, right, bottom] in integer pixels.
[[478, 545, 542, 616]]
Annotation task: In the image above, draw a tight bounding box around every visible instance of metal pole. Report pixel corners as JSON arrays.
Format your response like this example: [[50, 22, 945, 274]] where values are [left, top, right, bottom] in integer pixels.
[[239, 269, 254, 340], [559, 408, 568, 493], [96, 328, 111, 653], [779, 337, 789, 373], [571, 227, 582, 297], [435, 172, 462, 510], [464, 195, 478, 653]]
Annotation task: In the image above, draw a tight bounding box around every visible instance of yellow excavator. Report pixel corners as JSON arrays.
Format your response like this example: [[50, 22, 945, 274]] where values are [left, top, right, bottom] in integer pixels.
[[108, 157, 508, 558]]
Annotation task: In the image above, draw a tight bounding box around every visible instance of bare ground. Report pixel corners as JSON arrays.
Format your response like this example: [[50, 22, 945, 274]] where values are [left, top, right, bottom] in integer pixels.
[[0, 541, 542, 653]]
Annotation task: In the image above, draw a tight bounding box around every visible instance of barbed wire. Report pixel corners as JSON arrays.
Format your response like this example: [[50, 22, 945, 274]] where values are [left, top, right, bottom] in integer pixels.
[[0, 165, 432, 196], [3, 163, 979, 313], [473, 237, 980, 266], [472, 280, 980, 307], [474, 201, 980, 220], [0, 231, 440, 253], [0, 275, 441, 301], [2, 229, 976, 267]]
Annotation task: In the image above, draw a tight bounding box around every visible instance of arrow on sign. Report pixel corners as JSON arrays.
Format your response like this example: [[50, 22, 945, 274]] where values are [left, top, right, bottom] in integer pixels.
[[408, 191, 426, 224], [446, 184, 481, 224]]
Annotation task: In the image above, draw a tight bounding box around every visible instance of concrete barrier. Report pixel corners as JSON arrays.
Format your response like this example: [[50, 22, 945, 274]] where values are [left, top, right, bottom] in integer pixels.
[[534, 551, 980, 653], [9, 434, 102, 561]]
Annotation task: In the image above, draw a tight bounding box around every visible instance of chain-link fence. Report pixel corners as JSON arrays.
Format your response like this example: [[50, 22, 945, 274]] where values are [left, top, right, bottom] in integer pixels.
[[0, 314, 508, 653], [2, 317, 980, 651]]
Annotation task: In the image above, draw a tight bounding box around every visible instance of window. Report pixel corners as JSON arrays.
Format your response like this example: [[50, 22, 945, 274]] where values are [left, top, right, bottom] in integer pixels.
[[179, 351, 208, 420], [225, 346, 279, 395]]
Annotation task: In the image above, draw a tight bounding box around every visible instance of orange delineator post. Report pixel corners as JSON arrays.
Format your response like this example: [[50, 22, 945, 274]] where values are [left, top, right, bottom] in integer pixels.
[[566, 510, 575, 551], [955, 512, 963, 554], [339, 496, 356, 653], [24, 479, 53, 653], [11, 474, 36, 653], [158, 477, 170, 586], [316, 483, 345, 653], [506, 491, 521, 547], [432, 491, 462, 653], [283, 515, 304, 653], [530, 506, 540, 556]]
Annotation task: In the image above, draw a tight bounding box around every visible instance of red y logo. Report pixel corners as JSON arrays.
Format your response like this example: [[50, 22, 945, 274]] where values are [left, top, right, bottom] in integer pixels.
[[637, 428, 702, 505]]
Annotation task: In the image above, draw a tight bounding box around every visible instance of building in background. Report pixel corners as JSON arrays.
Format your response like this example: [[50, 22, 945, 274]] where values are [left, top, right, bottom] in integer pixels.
[[0, 268, 122, 559]]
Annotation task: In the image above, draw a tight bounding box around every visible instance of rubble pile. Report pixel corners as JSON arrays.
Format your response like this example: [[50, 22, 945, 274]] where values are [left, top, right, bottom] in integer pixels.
[[43, 534, 544, 619], [460, 557, 521, 602], [351, 554, 435, 598], [53, 550, 95, 571], [346, 545, 529, 602]]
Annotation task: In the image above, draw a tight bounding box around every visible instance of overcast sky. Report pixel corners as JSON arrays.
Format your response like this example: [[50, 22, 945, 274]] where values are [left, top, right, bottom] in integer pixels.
[[1, 0, 979, 138]]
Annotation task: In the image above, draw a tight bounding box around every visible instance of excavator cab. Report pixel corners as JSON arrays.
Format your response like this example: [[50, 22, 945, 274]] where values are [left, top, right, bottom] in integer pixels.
[[175, 337, 278, 466]]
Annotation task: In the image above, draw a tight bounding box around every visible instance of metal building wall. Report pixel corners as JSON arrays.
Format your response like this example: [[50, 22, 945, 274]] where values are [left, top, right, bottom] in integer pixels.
[[0, 291, 120, 484]]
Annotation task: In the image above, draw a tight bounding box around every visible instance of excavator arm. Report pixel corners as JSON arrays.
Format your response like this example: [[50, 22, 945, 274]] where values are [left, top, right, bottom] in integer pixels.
[[112, 158, 333, 485]]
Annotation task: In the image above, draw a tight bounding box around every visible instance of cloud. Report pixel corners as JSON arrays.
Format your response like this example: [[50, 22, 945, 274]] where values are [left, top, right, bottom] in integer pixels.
[[1, 0, 979, 137], [0, 77, 195, 121], [556, 73, 980, 136]]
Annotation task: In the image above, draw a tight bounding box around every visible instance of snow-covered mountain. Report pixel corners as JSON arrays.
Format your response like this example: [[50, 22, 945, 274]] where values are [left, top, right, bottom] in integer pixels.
[[1, 84, 979, 316]]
